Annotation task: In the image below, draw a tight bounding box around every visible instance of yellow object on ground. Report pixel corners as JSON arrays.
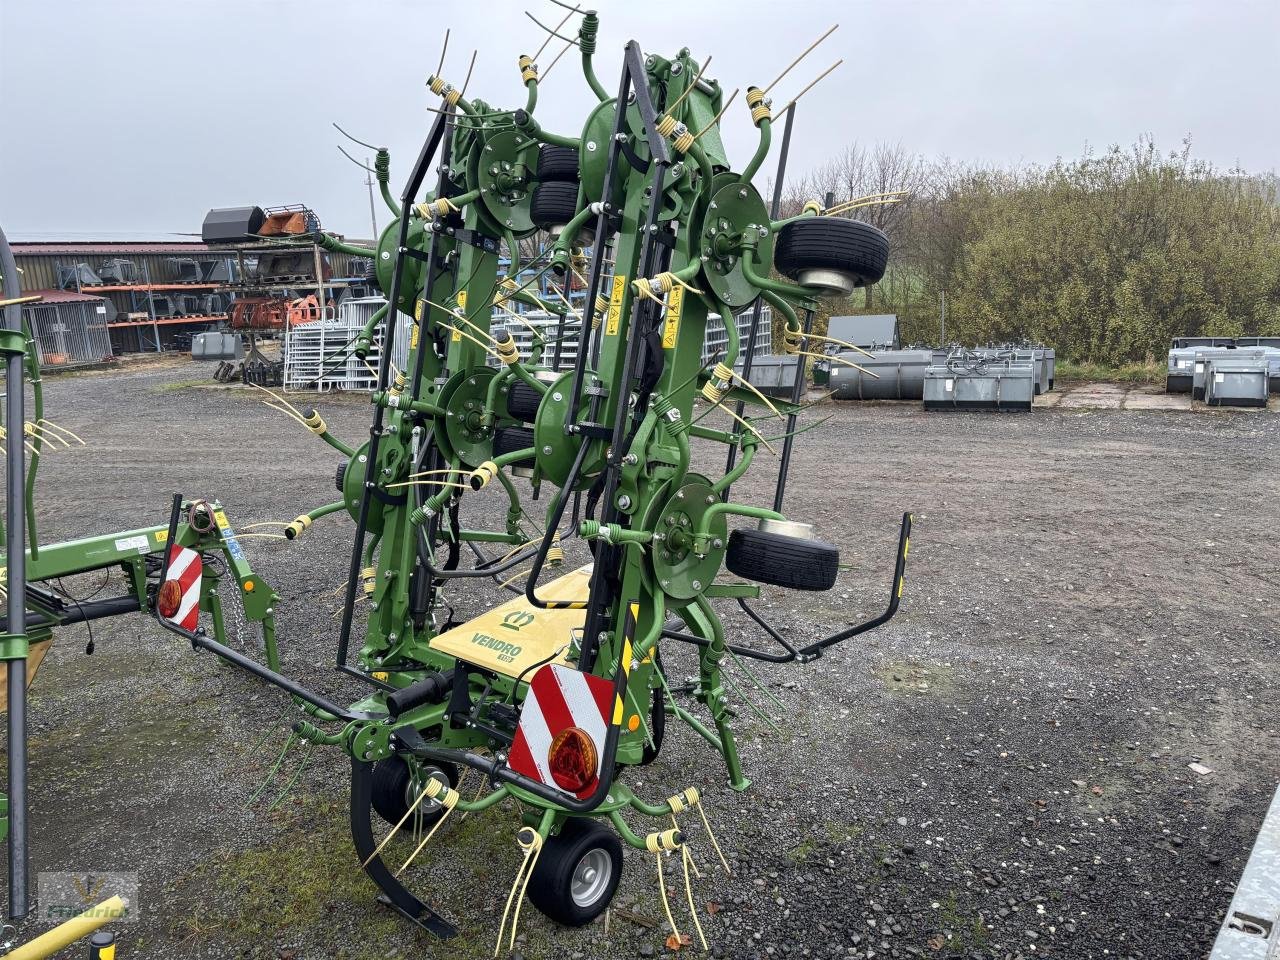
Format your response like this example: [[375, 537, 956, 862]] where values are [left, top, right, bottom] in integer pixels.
[[5, 895, 127, 960], [429, 564, 592, 678]]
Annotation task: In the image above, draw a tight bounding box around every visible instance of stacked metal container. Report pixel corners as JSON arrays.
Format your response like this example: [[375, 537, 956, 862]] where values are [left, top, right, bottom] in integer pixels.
[[1187, 346, 1280, 401], [1167, 337, 1280, 395], [923, 348, 1037, 411], [1202, 354, 1270, 407]]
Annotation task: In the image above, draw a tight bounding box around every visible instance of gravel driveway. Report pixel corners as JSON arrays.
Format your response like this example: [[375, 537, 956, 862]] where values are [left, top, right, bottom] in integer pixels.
[[3, 359, 1277, 960]]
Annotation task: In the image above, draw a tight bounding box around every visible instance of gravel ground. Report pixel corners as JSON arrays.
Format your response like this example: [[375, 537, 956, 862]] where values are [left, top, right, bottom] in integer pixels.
[[2, 359, 1278, 960]]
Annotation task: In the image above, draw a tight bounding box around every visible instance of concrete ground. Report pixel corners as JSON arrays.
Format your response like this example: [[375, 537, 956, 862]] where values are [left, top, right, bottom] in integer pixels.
[[1037, 381, 1279, 412], [2, 360, 1278, 960]]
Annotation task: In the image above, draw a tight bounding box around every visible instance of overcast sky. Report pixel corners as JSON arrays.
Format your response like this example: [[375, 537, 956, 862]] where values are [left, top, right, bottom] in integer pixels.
[[1, 0, 1276, 241]]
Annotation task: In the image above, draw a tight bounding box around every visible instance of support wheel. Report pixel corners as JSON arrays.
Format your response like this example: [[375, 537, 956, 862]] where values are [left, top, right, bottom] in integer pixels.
[[530, 182, 580, 230], [493, 425, 535, 465], [370, 756, 458, 828], [505, 381, 544, 422], [725, 527, 840, 591], [773, 217, 889, 294], [527, 818, 623, 926], [536, 145, 580, 182]]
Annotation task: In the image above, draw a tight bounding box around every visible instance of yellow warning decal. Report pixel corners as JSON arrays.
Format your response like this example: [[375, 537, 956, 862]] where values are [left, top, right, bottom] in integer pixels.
[[213, 509, 231, 528], [452, 291, 467, 341], [662, 286, 684, 349], [410, 324, 420, 349], [414, 299, 425, 321], [154, 529, 168, 543], [606, 275, 627, 336]]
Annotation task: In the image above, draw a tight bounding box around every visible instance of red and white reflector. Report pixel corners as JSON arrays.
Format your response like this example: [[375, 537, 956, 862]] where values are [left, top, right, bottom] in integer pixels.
[[507, 664, 618, 799], [159, 544, 202, 632]]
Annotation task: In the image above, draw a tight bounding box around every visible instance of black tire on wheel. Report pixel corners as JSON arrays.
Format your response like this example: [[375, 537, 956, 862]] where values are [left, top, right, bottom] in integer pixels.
[[536, 144, 580, 182], [335, 461, 348, 493], [505, 380, 544, 422], [773, 217, 890, 288], [493, 426, 535, 466], [369, 756, 459, 827], [725, 527, 840, 592], [526, 818, 624, 926], [530, 181, 580, 230]]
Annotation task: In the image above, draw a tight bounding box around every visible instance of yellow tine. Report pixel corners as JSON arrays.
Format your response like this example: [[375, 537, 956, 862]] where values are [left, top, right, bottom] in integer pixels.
[[763, 23, 838, 95]]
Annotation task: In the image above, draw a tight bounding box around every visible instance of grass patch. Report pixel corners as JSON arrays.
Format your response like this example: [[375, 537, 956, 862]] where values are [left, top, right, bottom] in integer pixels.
[[151, 379, 211, 394], [937, 892, 991, 949], [1055, 359, 1164, 384], [788, 838, 817, 861]]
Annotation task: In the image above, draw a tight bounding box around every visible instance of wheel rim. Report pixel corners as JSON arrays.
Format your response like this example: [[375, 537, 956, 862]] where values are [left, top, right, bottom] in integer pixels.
[[404, 765, 447, 814], [570, 848, 612, 908]]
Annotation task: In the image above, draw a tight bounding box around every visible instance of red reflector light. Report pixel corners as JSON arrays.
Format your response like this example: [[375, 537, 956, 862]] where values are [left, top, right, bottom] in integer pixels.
[[157, 579, 183, 619], [548, 726, 598, 793]]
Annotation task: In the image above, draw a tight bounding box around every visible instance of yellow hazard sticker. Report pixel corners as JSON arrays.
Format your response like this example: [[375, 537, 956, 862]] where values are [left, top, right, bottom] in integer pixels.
[[452, 291, 467, 341], [414, 299, 425, 321], [662, 286, 684, 349], [154, 529, 168, 543], [410, 323, 419, 349], [606, 275, 627, 336]]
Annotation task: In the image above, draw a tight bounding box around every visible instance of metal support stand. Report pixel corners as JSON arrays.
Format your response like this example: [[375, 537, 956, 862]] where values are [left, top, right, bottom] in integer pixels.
[[0, 223, 30, 919]]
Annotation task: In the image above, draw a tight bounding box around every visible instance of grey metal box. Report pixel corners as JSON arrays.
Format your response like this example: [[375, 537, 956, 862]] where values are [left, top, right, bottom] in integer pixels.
[[1204, 357, 1269, 408], [191, 332, 243, 361], [923, 354, 1036, 411]]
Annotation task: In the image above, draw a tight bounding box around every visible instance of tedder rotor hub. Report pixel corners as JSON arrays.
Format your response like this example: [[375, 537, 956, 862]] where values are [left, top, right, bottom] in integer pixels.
[[475, 129, 540, 235], [375, 216, 428, 313], [440, 367, 501, 467], [533, 370, 608, 489], [700, 174, 774, 310], [652, 477, 728, 601]]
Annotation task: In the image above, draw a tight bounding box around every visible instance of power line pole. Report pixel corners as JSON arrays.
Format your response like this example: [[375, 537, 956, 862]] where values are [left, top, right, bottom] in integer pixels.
[[364, 157, 378, 241]]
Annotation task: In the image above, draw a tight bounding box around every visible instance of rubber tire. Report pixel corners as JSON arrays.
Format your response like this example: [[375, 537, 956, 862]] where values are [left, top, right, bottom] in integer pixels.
[[530, 181, 580, 230], [725, 527, 840, 592], [773, 217, 890, 288], [505, 380, 543, 422], [537, 144, 579, 182], [369, 756, 459, 827], [493, 425, 535, 465], [335, 461, 348, 493], [527, 818, 624, 926]]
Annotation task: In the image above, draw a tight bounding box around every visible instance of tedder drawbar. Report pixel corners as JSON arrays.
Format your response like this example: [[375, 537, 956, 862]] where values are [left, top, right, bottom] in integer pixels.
[[1, 9, 913, 951]]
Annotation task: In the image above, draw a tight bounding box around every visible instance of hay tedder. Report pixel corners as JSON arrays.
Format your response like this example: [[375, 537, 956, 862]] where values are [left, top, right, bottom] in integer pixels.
[[0, 8, 912, 951]]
